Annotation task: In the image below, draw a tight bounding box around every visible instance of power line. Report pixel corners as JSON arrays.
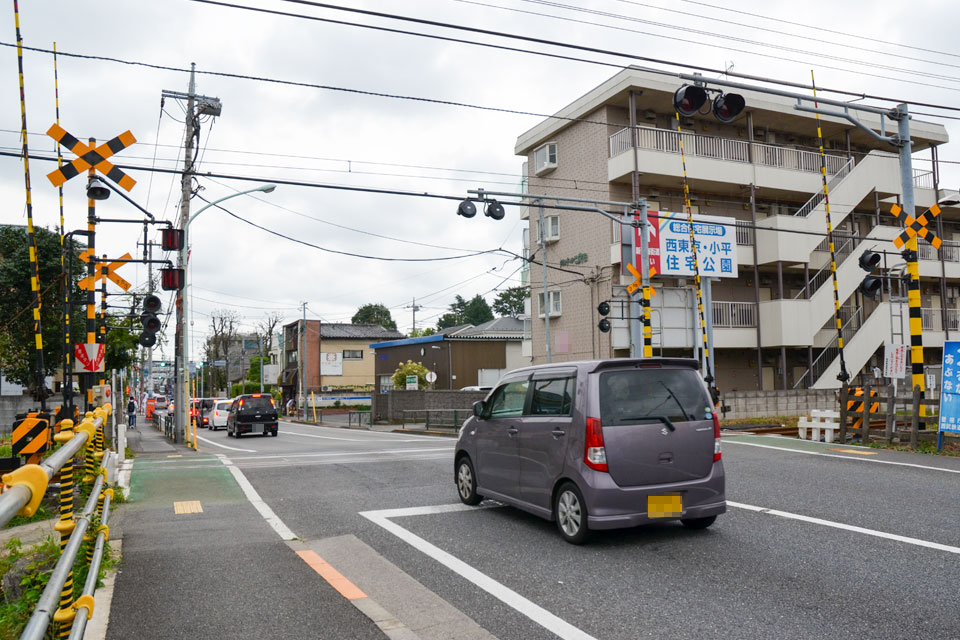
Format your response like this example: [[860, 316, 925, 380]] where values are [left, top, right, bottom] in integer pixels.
[[464, 0, 960, 85]]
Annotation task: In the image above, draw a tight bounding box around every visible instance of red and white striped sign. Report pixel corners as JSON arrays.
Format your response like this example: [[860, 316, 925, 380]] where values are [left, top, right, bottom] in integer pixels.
[[74, 343, 105, 373]]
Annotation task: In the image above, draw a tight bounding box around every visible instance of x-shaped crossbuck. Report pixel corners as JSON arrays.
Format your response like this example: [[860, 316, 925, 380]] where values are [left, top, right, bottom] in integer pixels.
[[45, 123, 137, 191], [626, 263, 658, 297], [892, 203, 941, 250], [78, 252, 132, 291]]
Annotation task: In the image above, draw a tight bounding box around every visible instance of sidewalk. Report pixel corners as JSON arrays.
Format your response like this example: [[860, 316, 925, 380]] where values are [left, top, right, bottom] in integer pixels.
[[105, 418, 386, 639]]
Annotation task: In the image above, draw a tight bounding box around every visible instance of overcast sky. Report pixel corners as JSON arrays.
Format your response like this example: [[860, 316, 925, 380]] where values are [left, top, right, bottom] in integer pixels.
[[2, 0, 958, 361]]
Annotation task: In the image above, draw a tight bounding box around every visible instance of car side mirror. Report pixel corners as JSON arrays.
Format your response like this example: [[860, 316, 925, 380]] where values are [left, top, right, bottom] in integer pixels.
[[473, 401, 486, 419]]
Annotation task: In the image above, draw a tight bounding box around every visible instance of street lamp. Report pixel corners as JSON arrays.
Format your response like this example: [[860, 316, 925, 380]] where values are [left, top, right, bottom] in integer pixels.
[[176, 183, 277, 440]]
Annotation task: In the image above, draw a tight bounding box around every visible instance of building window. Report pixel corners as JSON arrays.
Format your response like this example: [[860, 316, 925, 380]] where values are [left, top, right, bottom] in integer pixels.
[[379, 375, 394, 393], [537, 290, 562, 318], [343, 350, 363, 360], [534, 142, 558, 175], [287, 351, 298, 364], [537, 215, 559, 243]]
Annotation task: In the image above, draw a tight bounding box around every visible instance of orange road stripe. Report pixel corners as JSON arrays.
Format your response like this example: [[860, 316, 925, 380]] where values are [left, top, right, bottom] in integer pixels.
[[295, 550, 367, 600], [829, 448, 878, 456]]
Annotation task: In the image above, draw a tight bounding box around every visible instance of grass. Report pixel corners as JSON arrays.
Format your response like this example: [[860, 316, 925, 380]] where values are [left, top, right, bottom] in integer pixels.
[[721, 415, 800, 429], [0, 535, 120, 639]]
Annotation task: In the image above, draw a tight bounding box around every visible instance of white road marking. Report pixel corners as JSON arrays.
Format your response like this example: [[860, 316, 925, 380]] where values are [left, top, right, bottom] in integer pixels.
[[728, 501, 960, 554], [196, 435, 257, 453], [725, 439, 960, 474], [228, 447, 453, 462], [361, 504, 597, 640], [279, 431, 372, 442], [217, 454, 298, 541], [279, 422, 452, 441]]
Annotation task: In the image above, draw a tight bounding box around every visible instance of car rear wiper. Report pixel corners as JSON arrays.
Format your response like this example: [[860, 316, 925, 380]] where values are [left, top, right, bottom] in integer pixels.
[[658, 382, 693, 421], [618, 414, 676, 431]]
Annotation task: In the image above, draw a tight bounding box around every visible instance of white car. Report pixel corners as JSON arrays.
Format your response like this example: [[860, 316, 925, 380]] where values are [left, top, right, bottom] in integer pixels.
[[209, 400, 232, 431]]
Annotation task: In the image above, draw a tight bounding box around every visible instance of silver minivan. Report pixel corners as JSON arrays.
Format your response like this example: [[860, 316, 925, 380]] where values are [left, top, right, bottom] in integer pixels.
[[454, 358, 725, 544]]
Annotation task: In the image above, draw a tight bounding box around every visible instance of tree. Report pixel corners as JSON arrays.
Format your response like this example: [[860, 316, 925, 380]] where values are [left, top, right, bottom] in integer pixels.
[[435, 294, 493, 330], [0, 225, 85, 395], [351, 303, 397, 330], [104, 314, 138, 372], [205, 309, 239, 394], [392, 360, 430, 390], [256, 311, 283, 354], [493, 286, 528, 318], [409, 327, 436, 337], [463, 294, 494, 326]]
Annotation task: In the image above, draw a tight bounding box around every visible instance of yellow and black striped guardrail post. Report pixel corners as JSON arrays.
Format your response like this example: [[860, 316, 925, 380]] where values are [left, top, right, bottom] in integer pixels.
[[78, 414, 97, 485], [52, 419, 76, 640]]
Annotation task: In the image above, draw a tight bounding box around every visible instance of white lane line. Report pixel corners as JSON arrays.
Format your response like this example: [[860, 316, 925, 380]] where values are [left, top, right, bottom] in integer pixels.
[[217, 454, 298, 541], [197, 435, 257, 453], [228, 447, 453, 462], [724, 439, 960, 474], [280, 431, 371, 442], [361, 504, 597, 640], [279, 422, 451, 441], [728, 501, 960, 555]]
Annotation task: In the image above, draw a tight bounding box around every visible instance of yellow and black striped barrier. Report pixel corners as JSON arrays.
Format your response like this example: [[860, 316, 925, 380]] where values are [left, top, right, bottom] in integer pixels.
[[12, 412, 51, 464], [846, 387, 879, 432]]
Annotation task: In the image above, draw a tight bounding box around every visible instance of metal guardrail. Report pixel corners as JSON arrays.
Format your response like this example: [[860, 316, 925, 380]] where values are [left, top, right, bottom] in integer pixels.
[[401, 409, 470, 429], [1, 404, 116, 639], [348, 411, 372, 428]]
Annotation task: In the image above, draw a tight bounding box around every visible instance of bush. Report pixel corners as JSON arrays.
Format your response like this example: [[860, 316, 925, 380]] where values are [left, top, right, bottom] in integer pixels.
[[230, 382, 275, 397], [392, 360, 430, 390]]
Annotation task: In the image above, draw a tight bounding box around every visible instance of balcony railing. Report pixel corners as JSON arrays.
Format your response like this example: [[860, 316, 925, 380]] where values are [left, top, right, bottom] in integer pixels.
[[712, 301, 757, 328], [913, 168, 934, 189], [922, 308, 960, 332], [735, 220, 754, 246], [610, 126, 849, 177], [919, 241, 960, 263]]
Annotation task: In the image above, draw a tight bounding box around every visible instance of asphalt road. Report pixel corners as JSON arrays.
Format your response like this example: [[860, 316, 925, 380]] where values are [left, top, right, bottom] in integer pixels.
[[110, 420, 960, 639]]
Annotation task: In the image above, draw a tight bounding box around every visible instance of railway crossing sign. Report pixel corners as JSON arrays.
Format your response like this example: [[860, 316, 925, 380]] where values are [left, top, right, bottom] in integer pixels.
[[78, 252, 132, 291], [45, 123, 137, 191], [892, 203, 941, 250], [626, 263, 658, 297]]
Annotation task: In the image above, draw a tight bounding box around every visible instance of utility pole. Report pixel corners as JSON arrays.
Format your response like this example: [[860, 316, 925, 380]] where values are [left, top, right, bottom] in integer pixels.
[[299, 302, 307, 418], [163, 63, 222, 441], [405, 298, 422, 334]]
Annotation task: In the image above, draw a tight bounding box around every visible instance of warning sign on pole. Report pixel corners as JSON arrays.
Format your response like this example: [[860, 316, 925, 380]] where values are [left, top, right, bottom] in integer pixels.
[[883, 343, 908, 379], [74, 343, 105, 373]]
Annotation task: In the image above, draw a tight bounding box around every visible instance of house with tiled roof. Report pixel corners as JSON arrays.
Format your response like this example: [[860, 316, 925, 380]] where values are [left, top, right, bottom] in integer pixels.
[[280, 321, 404, 399]]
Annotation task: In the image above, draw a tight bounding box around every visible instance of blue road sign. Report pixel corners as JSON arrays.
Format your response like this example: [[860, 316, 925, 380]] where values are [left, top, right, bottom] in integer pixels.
[[938, 340, 960, 434]]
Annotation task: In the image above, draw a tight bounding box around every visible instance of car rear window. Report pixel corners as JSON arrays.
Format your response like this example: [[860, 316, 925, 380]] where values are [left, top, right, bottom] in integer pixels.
[[241, 396, 275, 412], [599, 368, 712, 426], [217, 402, 232, 411]]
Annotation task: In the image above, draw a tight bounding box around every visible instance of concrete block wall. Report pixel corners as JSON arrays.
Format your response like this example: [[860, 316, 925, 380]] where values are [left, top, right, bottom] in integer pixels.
[[722, 389, 838, 420], [374, 390, 488, 423], [0, 395, 48, 437]]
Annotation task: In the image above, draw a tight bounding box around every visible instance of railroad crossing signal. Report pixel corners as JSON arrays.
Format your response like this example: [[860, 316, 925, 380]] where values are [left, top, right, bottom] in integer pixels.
[[892, 203, 941, 250], [44, 123, 137, 191], [77, 252, 132, 291]]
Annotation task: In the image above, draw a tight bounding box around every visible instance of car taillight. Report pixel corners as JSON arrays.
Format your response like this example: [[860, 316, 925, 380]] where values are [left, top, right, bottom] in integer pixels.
[[239, 399, 244, 408], [584, 417, 608, 472], [214, 411, 219, 417], [203, 417, 209, 424], [713, 412, 722, 462]]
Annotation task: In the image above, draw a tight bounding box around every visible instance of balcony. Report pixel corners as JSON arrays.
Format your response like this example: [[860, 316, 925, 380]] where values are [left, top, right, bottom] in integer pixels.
[[712, 301, 757, 328], [608, 126, 850, 193]]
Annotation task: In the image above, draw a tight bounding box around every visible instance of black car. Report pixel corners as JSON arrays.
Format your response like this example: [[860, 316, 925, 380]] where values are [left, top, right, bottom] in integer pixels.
[[227, 394, 279, 438]]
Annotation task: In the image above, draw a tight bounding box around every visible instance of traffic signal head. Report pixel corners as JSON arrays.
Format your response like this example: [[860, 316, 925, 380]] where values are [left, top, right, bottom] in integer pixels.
[[484, 200, 505, 221], [712, 93, 745, 123], [597, 301, 611, 333], [858, 250, 881, 272], [859, 276, 882, 299], [673, 85, 707, 117], [139, 294, 162, 348], [457, 199, 477, 218]]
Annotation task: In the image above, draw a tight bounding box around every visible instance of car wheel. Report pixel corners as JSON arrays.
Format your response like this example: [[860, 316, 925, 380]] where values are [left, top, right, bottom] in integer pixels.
[[680, 515, 717, 530], [555, 482, 590, 545], [271, 430, 278, 437], [456, 457, 482, 506]]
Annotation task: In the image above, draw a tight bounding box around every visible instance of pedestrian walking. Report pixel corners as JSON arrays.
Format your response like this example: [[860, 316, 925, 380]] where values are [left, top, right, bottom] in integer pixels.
[[127, 397, 137, 429], [286, 397, 295, 417]]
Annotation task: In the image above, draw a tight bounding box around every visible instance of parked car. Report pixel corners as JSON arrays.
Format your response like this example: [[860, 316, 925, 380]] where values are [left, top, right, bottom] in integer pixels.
[[459, 386, 492, 392], [453, 358, 725, 544], [209, 400, 232, 431], [227, 394, 278, 437], [195, 398, 215, 428]]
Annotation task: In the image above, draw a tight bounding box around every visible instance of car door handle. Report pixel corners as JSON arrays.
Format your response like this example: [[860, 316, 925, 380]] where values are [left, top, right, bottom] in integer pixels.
[[507, 427, 518, 436], [551, 429, 566, 438]]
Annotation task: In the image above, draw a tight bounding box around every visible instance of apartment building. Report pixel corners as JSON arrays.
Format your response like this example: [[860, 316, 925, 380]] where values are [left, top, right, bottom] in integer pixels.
[[514, 67, 954, 391]]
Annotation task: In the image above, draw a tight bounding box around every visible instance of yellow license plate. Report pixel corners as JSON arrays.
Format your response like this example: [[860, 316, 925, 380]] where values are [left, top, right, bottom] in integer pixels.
[[648, 494, 683, 518]]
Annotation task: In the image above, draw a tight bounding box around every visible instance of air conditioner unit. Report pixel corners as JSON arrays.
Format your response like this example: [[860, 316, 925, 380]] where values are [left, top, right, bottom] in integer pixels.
[[321, 385, 333, 392], [643, 110, 657, 121]]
